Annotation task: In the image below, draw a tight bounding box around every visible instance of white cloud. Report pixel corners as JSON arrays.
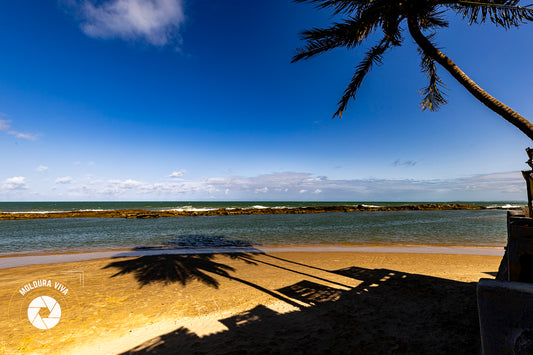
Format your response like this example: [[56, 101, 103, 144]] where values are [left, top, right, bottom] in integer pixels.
[[109, 179, 143, 189], [2, 177, 28, 190], [17, 170, 527, 200], [76, 0, 185, 46], [169, 169, 186, 178], [55, 176, 73, 184], [0, 118, 38, 141], [15, 133, 37, 140], [0, 117, 9, 130], [36, 165, 49, 172]]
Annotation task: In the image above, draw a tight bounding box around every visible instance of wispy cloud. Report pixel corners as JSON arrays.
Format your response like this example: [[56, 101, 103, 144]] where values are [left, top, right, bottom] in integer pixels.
[[55, 176, 73, 184], [0, 117, 38, 140], [36, 165, 49, 173], [74, 0, 185, 46], [392, 159, 417, 167], [168, 169, 186, 178], [2, 177, 28, 190], [39, 171, 527, 201]]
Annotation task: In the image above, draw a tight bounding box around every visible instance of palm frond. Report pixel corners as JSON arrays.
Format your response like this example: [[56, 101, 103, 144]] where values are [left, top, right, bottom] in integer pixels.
[[292, 16, 380, 62], [293, 0, 404, 62], [334, 38, 393, 118], [382, 15, 404, 45], [293, 0, 371, 16], [449, 1, 533, 27], [417, 40, 447, 111], [419, 9, 449, 29]]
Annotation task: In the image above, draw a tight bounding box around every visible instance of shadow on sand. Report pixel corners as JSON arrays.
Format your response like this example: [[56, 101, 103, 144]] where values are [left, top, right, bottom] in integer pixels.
[[104, 235, 481, 354], [104, 235, 303, 308], [104, 233, 261, 288]]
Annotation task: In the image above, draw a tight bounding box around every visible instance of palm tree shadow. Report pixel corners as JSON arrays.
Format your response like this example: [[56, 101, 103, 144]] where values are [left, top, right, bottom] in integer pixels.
[[120, 264, 482, 354], [105, 242, 486, 354], [104, 235, 309, 309], [104, 235, 263, 289], [104, 254, 239, 288]]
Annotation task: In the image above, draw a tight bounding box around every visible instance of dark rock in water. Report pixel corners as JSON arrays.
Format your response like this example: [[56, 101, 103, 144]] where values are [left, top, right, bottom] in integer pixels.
[[0, 203, 491, 220], [135, 214, 159, 219]]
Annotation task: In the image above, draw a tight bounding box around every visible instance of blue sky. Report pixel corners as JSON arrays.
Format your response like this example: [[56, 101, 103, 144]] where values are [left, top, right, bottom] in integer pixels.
[[0, 0, 532, 201]]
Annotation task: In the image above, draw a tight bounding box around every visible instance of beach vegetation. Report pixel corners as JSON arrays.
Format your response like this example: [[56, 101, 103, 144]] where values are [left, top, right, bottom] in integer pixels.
[[293, 0, 533, 140]]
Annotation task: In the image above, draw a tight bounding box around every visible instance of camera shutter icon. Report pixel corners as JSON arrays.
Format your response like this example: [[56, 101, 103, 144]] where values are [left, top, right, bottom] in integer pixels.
[[27, 296, 61, 330]]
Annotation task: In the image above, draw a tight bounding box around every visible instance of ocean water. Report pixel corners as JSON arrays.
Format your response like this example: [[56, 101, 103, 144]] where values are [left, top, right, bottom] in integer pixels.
[[0, 202, 521, 255], [0, 201, 519, 213]]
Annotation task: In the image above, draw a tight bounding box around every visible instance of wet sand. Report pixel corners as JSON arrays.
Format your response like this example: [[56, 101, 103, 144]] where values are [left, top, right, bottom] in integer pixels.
[[0, 249, 502, 354], [0, 245, 504, 269]]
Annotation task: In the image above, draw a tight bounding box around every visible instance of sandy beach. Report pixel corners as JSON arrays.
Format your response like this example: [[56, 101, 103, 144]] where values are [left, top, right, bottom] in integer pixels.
[[0, 247, 502, 354]]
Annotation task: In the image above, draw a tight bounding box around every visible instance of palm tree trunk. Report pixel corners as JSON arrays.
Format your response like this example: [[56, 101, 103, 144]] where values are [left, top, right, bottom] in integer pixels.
[[407, 18, 533, 141]]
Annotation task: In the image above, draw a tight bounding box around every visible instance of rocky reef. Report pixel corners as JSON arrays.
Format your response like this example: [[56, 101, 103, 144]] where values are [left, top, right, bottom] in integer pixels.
[[0, 203, 509, 220]]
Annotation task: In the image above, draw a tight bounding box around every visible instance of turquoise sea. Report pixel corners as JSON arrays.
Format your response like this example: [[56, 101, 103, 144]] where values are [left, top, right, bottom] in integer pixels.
[[0, 201, 523, 255]]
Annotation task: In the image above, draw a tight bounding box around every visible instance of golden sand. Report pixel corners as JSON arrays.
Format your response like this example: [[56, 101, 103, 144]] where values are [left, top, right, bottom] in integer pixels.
[[0, 251, 501, 354]]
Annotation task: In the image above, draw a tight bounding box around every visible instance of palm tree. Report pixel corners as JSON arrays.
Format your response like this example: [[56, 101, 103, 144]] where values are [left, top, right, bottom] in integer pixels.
[[292, 0, 533, 140]]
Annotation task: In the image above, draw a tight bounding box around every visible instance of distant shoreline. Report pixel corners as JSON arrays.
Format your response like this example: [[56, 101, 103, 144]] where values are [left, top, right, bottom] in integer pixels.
[[0, 203, 521, 220]]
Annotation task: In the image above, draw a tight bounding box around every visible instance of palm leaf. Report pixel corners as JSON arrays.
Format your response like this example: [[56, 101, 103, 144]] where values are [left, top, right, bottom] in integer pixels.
[[449, 1, 533, 27], [418, 46, 448, 111], [293, 0, 374, 16], [419, 9, 450, 29], [292, 16, 380, 62], [334, 37, 393, 118], [293, 0, 403, 62]]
